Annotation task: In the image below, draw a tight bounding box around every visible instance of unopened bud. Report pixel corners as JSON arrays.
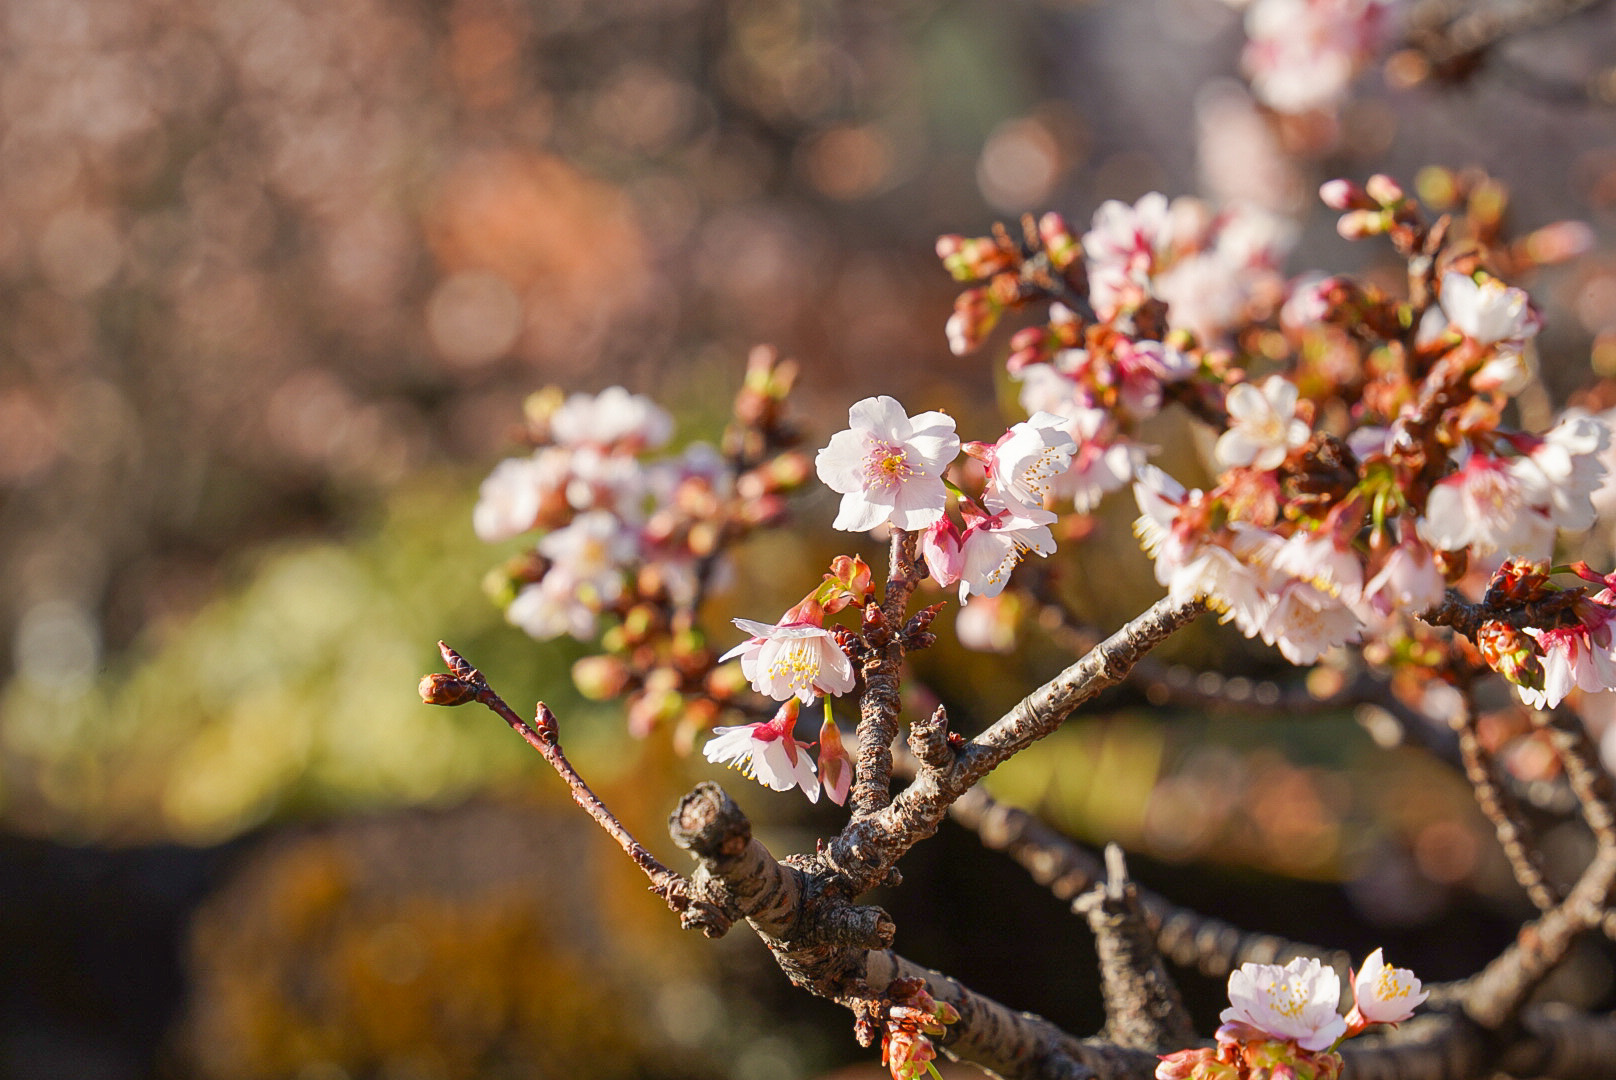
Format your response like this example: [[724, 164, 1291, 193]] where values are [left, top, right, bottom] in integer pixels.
[[1318, 179, 1371, 211], [1364, 173, 1405, 206], [1335, 209, 1385, 240], [1038, 212, 1080, 270], [419, 673, 476, 706]]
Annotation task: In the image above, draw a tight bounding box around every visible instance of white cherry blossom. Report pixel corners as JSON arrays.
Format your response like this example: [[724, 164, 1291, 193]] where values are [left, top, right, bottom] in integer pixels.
[[1438, 272, 1540, 347], [982, 412, 1077, 523], [703, 703, 820, 801], [1349, 949, 1428, 1026], [550, 386, 674, 450], [815, 396, 961, 532], [1215, 376, 1310, 471], [1221, 956, 1348, 1051], [721, 602, 856, 704]]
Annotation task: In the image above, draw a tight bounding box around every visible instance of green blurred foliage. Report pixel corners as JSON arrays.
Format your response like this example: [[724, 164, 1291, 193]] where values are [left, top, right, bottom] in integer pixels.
[[0, 473, 616, 845]]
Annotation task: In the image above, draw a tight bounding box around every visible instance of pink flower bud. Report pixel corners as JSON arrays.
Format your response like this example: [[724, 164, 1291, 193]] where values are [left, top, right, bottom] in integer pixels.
[[1318, 179, 1370, 211]]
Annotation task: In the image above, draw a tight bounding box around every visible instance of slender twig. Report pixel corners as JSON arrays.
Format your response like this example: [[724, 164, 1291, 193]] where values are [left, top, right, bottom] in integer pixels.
[[937, 768, 1354, 979], [1536, 707, 1616, 848], [1451, 683, 1560, 910], [422, 643, 727, 933]]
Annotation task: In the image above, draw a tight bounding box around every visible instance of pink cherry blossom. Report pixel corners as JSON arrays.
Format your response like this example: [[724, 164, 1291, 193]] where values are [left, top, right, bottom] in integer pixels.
[[1349, 948, 1428, 1027], [815, 396, 961, 532], [1519, 613, 1616, 710], [1221, 957, 1348, 1052], [703, 701, 820, 801], [720, 600, 856, 704], [1215, 376, 1310, 471]]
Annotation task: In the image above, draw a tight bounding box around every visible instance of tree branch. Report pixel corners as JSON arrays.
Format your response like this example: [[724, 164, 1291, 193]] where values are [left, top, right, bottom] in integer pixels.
[[829, 596, 1206, 895]]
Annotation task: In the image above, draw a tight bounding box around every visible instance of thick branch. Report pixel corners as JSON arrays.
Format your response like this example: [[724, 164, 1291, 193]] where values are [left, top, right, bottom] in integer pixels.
[[865, 950, 1160, 1080], [1073, 845, 1196, 1051], [942, 776, 1354, 979], [1462, 843, 1616, 1028]]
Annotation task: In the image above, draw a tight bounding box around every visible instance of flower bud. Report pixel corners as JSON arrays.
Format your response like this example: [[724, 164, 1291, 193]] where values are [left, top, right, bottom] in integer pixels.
[[1038, 212, 1080, 270], [1335, 209, 1385, 240], [1364, 174, 1405, 206], [419, 673, 476, 706], [1318, 179, 1371, 211]]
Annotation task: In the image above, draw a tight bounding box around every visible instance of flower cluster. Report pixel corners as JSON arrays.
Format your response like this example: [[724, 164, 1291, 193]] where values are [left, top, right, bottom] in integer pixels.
[[1158, 951, 1426, 1080], [474, 350, 813, 741]]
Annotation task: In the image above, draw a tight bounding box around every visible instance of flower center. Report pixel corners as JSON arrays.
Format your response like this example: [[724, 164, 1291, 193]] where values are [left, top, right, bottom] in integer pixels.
[[864, 442, 914, 490]]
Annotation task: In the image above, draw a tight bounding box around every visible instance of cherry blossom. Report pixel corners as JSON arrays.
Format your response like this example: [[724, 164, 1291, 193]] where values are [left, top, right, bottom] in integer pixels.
[[1348, 949, 1428, 1028], [1509, 414, 1610, 532], [1269, 527, 1364, 604], [1241, 0, 1388, 115], [815, 396, 961, 532], [1221, 957, 1348, 1052], [1419, 452, 1554, 559], [703, 700, 820, 801], [473, 454, 554, 542], [1519, 612, 1616, 711], [539, 510, 637, 594], [550, 386, 674, 450], [1214, 376, 1310, 471], [721, 598, 856, 704], [1438, 271, 1541, 347], [507, 572, 599, 641], [1260, 579, 1363, 664], [955, 508, 1058, 603], [1358, 528, 1446, 618], [979, 411, 1077, 522]]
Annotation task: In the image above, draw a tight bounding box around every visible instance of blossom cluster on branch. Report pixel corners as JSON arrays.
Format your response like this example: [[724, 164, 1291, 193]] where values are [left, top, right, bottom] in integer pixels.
[[446, 161, 1616, 1080]]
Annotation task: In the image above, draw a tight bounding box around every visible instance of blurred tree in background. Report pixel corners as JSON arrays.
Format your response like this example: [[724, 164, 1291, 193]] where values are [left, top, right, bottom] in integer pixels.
[[2, 0, 1615, 1078]]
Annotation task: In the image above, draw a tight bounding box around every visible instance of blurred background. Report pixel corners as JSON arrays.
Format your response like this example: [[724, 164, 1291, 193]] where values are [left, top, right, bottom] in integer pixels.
[[2, 0, 1616, 1077]]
